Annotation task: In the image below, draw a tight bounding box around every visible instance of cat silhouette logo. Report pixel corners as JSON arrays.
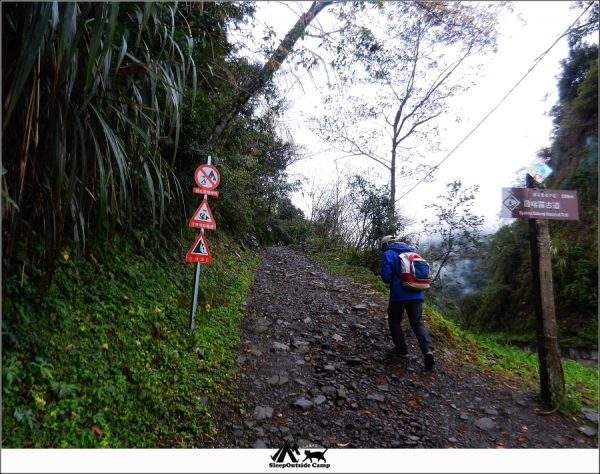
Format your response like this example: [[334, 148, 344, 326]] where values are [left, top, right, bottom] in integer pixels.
[[302, 448, 328, 463]]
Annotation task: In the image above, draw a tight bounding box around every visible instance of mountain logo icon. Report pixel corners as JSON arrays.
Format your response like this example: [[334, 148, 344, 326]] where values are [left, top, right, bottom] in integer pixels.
[[270, 440, 301, 463]]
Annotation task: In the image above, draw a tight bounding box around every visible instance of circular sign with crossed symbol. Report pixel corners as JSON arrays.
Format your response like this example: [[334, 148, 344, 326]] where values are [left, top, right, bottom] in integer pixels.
[[194, 164, 220, 190]]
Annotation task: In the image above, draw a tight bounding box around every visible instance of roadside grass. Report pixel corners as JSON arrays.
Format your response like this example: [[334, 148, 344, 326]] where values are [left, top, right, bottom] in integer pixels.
[[307, 245, 389, 295], [1, 230, 259, 448], [473, 335, 598, 414], [307, 244, 598, 416]]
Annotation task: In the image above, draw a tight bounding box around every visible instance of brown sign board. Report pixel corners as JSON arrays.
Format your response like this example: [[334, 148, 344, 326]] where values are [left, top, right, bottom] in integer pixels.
[[501, 188, 579, 221]]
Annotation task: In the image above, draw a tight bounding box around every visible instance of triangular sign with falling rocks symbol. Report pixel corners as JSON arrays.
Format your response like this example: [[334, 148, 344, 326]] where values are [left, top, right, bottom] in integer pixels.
[[185, 232, 212, 264], [189, 198, 216, 230]]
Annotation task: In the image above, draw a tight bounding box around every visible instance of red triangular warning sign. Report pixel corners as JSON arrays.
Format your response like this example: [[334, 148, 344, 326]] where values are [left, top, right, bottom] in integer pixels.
[[185, 232, 212, 264], [189, 198, 216, 230]]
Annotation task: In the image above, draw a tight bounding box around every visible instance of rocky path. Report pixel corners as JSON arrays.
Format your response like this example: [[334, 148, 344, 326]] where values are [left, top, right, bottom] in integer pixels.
[[207, 246, 598, 450]]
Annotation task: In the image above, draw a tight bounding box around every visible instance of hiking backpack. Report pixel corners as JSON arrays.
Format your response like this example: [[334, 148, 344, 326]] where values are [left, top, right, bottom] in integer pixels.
[[397, 251, 431, 291]]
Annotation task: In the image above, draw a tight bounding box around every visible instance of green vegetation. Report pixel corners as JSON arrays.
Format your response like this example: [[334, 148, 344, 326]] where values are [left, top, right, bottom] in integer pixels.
[[307, 242, 598, 415], [452, 23, 598, 349], [1, 1, 310, 449], [472, 336, 599, 414], [2, 231, 259, 448], [305, 243, 389, 295], [2, 1, 597, 449], [4, 230, 594, 448]]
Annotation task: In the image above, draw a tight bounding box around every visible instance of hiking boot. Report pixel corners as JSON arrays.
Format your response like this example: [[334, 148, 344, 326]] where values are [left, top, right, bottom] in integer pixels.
[[386, 348, 409, 359], [424, 351, 435, 368]]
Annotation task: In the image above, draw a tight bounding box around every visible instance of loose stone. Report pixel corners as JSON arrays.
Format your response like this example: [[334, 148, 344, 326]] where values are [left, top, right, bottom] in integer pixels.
[[253, 406, 274, 420], [578, 426, 597, 438], [293, 398, 314, 410], [474, 418, 495, 430], [366, 394, 385, 403], [313, 395, 327, 405], [252, 439, 267, 449], [581, 408, 598, 424]]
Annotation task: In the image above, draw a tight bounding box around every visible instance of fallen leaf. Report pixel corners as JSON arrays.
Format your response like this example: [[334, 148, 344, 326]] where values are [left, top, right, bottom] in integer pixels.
[[520, 426, 528, 432], [518, 436, 528, 442], [92, 426, 103, 437], [337, 442, 350, 447], [63, 344, 74, 351], [17, 356, 28, 361]]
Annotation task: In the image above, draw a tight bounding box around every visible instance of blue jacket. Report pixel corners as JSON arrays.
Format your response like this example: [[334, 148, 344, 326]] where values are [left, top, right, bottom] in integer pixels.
[[380, 242, 424, 302]]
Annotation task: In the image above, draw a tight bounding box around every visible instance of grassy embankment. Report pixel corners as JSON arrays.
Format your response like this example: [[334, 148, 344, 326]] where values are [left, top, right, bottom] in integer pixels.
[[308, 247, 598, 416], [3, 238, 596, 449], [1, 230, 260, 448]]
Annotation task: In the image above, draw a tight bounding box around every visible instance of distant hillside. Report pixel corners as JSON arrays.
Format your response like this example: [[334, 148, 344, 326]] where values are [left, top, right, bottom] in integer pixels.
[[457, 39, 598, 349]]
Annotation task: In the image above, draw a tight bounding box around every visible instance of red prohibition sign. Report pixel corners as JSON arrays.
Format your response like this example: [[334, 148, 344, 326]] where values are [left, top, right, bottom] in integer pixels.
[[194, 164, 220, 190]]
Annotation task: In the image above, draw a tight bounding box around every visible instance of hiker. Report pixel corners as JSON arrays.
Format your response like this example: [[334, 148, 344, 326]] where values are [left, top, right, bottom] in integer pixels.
[[380, 235, 435, 368]]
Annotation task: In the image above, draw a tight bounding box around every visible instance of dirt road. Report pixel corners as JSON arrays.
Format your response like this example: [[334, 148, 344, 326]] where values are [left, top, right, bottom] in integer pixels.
[[206, 246, 598, 450]]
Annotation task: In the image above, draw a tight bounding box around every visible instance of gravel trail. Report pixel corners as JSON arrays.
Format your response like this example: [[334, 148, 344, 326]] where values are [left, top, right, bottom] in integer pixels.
[[206, 246, 598, 451]]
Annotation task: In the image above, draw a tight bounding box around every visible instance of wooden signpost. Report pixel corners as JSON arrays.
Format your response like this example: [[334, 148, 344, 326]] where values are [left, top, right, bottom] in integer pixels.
[[187, 157, 220, 330], [502, 162, 579, 405]]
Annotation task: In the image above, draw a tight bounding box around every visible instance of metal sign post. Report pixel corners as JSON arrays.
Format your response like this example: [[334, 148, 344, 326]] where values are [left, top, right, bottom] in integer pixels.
[[187, 155, 220, 330], [190, 258, 201, 330]]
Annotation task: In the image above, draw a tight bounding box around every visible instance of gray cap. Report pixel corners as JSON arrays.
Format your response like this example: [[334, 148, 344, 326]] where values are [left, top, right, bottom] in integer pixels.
[[381, 235, 395, 246]]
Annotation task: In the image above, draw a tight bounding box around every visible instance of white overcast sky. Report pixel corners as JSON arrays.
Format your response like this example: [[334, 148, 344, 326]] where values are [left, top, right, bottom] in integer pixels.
[[253, 1, 585, 235]]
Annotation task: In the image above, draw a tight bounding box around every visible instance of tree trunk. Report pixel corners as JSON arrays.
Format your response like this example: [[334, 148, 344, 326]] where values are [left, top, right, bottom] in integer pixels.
[[207, 1, 333, 147], [390, 145, 396, 221], [526, 174, 562, 405], [536, 218, 562, 404]]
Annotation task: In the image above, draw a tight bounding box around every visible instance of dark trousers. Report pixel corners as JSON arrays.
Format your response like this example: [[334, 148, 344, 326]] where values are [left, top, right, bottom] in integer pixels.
[[387, 300, 433, 355]]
